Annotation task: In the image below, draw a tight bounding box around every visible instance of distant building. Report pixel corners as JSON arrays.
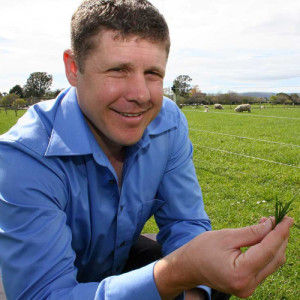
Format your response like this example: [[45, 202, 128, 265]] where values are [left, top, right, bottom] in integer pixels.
[[190, 85, 202, 96], [189, 85, 206, 103]]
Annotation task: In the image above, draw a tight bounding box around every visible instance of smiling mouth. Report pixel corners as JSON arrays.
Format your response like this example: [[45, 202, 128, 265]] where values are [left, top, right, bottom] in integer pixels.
[[117, 112, 143, 117]]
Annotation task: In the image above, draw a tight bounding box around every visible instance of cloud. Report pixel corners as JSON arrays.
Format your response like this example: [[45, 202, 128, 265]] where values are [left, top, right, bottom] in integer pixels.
[[153, 0, 300, 92], [0, 0, 300, 93], [0, 0, 82, 91]]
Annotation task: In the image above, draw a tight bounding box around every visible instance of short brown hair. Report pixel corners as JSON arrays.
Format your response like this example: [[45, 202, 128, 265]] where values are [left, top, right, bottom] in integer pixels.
[[71, 0, 170, 72]]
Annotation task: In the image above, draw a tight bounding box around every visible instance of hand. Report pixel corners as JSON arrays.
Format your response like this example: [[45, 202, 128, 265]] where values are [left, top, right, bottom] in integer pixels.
[[154, 217, 293, 300]]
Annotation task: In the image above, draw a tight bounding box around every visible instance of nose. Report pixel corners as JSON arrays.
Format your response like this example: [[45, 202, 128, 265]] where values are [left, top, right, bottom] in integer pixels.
[[125, 74, 151, 104]]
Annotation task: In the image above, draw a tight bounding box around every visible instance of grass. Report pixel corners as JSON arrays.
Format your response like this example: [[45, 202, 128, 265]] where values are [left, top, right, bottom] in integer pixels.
[[0, 109, 26, 133], [1, 106, 299, 299], [144, 105, 300, 300], [274, 193, 298, 227]]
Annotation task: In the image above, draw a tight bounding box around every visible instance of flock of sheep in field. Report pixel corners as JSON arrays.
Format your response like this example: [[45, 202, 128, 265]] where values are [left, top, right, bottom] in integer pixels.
[[197, 103, 252, 112], [180, 103, 263, 113], [214, 103, 251, 112]]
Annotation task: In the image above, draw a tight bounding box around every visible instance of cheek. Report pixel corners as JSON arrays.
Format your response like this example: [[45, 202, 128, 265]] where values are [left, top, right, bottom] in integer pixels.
[[98, 78, 123, 98], [151, 87, 164, 107], [150, 81, 163, 98], [103, 82, 123, 99], [79, 81, 119, 108]]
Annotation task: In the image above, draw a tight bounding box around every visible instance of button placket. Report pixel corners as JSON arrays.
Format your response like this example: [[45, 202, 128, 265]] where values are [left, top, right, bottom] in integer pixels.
[[109, 179, 116, 185]]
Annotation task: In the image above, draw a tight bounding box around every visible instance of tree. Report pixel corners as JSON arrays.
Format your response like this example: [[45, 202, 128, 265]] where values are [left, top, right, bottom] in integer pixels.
[[12, 98, 27, 116], [290, 93, 300, 105], [13, 98, 27, 109], [1, 93, 19, 107], [276, 93, 292, 105], [9, 85, 24, 98], [24, 72, 53, 98], [172, 75, 192, 98], [270, 95, 278, 104], [0, 93, 18, 115], [45, 89, 64, 98]]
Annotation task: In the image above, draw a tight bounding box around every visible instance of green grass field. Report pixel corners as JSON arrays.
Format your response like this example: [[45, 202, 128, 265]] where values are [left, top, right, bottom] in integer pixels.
[[1, 107, 299, 299], [0, 109, 26, 133], [144, 105, 300, 300]]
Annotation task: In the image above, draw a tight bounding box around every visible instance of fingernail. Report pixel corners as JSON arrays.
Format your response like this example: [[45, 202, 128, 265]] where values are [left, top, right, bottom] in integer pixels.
[[266, 217, 275, 229]]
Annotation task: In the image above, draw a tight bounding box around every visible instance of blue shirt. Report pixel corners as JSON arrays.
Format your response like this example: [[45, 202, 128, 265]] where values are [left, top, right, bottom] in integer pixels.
[[0, 87, 211, 300]]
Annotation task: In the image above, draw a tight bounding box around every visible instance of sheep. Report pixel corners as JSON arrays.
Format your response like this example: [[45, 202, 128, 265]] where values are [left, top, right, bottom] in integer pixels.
[[234, 104, 251, 113], [214, 103, 223, 110]]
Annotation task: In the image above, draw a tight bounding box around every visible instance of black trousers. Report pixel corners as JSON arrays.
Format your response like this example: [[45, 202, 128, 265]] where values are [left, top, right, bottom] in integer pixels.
[[123, 235, 231, 300]]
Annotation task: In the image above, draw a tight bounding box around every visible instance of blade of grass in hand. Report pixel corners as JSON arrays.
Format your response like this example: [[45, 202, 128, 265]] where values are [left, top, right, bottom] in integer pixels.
[[274, 191, 299, 226]]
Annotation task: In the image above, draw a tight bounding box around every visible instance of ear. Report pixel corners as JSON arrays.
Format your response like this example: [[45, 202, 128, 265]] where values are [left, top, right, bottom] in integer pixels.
[[63, 49, 79, 87]]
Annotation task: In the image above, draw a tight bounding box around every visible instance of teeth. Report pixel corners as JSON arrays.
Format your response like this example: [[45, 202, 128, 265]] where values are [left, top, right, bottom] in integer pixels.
[[119, 112, 142, 117]]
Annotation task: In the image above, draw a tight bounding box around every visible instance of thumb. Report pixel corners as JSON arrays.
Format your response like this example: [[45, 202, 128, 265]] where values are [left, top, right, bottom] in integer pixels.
[[232, 217, 274, 249]]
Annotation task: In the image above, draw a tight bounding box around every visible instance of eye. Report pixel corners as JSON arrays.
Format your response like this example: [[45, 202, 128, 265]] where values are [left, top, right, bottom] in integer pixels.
[[107, 68, 128, 77], [110, 68, 123, 72], [146, 71, 164, 80]]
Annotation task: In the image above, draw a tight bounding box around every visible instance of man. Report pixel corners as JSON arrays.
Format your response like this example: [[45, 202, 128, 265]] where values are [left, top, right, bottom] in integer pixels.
[[0, 1, 293, 300]]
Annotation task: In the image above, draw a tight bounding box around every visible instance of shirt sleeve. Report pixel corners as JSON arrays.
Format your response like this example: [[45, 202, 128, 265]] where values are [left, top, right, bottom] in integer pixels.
[[0, 142, 162, 300], [154, 108, 212, 299], [155, 108, 211, 251]]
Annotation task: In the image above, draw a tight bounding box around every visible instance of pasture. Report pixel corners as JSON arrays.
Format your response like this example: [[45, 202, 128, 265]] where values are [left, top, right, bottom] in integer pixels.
[[145, 105, 300, 300], [0, 109, 26, 133], [1, 106, 299, 299]]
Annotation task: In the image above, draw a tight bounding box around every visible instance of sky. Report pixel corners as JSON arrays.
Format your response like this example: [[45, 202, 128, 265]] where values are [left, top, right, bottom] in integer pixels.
[[1, 0, 300, 94]]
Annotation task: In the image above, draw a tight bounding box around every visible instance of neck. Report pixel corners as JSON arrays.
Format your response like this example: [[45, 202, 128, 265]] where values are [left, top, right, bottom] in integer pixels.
[[85, 117, 125, 184]]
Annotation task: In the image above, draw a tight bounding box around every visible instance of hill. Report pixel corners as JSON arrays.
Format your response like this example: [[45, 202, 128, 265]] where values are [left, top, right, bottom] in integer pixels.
[[239, 92, 275, 99], [239, 92, 300, 99]]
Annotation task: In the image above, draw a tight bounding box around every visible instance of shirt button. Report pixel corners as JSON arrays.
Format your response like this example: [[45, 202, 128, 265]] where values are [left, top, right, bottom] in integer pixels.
[[109, 179, 115, 184], [120, 241, 126, 247], [120, 205, 124, 212]]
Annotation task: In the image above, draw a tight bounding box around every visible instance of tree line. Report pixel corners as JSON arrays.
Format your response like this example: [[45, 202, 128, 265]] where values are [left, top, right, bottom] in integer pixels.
[[0, 72, 63, 114], [167, 75, 300, 106], [1, 73, 299, 113]]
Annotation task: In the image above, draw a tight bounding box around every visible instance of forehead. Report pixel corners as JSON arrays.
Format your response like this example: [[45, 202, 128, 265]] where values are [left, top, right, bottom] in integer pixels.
[[91, 30, 169, 61]]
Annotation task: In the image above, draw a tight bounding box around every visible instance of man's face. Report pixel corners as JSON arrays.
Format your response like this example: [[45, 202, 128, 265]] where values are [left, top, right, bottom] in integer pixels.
[[71, 30, 168, 151]]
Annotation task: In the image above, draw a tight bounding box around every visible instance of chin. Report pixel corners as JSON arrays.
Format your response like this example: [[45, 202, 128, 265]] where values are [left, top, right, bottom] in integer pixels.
[[116, 131, 145, 146], [121, 139, 140, 146], [117, 136, 142, 147]]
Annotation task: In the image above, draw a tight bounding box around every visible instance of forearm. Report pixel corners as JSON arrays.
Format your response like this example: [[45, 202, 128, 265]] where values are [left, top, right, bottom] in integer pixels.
[[154, 257, 209, 300], [153, 249, 195, 300]]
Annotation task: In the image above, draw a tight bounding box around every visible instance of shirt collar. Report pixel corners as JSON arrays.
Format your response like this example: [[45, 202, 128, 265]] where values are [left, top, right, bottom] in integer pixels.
[[138, 97, 178, 148], [45, 87, 92, 156], [45, 89, 177, 157], [148, 98, 177, 135]]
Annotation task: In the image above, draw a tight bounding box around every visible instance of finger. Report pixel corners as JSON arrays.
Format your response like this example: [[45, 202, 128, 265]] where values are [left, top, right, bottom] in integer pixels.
[[232, 217, 274, 249], [237, 217, 293, 274], [259, 217, 268, 224], [232, 236, 289, 299], [254, 234, 289, 284], [260, 216, 276, 228]]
